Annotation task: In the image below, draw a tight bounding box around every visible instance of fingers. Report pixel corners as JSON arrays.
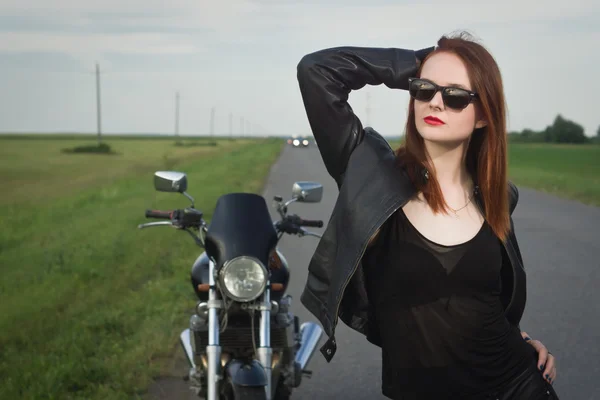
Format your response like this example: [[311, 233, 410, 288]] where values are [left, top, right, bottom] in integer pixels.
[[521, 332, 557, 385], [529, 339, 549, 371], [542, 353, 557, 385], [522, 333, 547, 370]]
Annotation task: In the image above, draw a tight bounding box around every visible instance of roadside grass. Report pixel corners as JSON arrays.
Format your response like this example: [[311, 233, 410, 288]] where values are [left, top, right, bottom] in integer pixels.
[[0, 136, 284, 399], [387, 140, 600, 206]]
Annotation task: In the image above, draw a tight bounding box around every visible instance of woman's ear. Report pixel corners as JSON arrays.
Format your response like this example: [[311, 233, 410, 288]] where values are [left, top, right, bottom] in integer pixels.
[[474, 105, 487, 129], [475, 119, 488, 129]]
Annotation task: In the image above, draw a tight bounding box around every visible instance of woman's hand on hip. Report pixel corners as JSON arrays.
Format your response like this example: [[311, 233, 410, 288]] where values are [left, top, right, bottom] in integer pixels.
[[521, 331, 557, 385]]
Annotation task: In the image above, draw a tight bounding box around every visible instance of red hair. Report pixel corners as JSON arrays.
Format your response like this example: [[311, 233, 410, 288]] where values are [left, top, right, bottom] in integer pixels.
[[396, 32, 510, 242]]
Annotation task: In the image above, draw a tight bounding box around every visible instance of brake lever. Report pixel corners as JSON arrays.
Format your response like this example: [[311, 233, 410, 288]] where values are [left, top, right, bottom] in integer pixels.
[[183, 227, 205, 247], [137, 221, 175, 229], [298, 228, 322, 239]]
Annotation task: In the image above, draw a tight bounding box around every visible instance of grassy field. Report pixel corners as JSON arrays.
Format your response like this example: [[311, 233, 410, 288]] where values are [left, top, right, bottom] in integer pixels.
[[388, 140, 600, 207], [0, 136, 284, 399], [507, 143, 600, 207], [1, 135, 597, 399]]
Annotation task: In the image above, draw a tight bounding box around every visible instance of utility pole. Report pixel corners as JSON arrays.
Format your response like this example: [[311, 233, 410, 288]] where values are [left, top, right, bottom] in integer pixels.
[[175, 91, 180, 142], [210, 107, 215, 137], [96, 63, 102, 145], [229, 112, 233, 138], [240, 117, 244, 136]]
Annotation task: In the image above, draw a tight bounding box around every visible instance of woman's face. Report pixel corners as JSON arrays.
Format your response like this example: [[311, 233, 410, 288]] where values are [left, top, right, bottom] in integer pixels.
[[413, 51, 486, 144]]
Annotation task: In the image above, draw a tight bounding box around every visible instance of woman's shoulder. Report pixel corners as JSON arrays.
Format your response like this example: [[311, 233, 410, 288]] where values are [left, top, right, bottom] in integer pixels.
[[361, 128, 396, 158]]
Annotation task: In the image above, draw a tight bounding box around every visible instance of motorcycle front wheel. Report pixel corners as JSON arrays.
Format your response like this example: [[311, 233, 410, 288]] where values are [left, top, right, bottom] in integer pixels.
[[221, 377, 267, 400], [273, 375, 292, 400]]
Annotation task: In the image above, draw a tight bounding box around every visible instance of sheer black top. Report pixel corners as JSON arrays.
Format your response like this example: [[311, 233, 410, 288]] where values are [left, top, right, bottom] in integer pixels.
[[364, 208, 533, 399]]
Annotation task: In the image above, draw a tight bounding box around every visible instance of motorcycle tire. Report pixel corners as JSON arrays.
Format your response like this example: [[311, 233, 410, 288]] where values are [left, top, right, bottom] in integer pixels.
[[221, 377, 267, 400], [273, 376, 292, 400]]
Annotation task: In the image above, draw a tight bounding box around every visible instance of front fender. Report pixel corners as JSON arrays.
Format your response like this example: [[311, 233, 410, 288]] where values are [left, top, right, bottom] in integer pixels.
[[225, 359, 267, 387]]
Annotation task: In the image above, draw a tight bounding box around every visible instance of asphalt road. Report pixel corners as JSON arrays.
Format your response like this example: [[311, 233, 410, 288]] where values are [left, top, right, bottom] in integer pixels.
[[148, 143, 600, 400]]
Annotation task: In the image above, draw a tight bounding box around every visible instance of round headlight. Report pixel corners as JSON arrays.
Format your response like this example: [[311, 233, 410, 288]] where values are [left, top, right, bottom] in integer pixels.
[[302, 140, 309, 146], [219, 256, 267, 302], [292, 139, 300, 146]]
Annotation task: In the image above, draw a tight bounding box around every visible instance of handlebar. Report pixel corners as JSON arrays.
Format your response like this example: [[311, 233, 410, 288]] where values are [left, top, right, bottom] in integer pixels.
[[145, 209, 172, 220], [287, 214, 323, 228], [142, 208, 204, 229], [139, 208, 205, 246], [297, 218, 323, 228], [140, 201, 322, 244], [276, 214, 324, 236]]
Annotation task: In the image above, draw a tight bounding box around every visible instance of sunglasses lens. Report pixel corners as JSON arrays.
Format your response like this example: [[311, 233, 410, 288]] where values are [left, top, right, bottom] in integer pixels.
[[443, 88, 472, 109], [409, 79, 436, 102]]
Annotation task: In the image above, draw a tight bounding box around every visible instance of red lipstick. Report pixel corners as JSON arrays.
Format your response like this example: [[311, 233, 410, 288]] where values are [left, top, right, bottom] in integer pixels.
[[424, 116, 445, 126]]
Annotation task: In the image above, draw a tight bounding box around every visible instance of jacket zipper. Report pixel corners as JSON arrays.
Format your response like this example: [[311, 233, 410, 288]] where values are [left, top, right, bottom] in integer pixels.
[[333, 199, 407, 327], [332, 133, 405, 329]]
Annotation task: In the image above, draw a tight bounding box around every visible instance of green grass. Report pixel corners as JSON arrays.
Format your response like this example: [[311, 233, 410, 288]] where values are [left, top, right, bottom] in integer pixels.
[[507, 143, 600, 206], [0, 136, 284, 399], [386, 140, 600, 206]]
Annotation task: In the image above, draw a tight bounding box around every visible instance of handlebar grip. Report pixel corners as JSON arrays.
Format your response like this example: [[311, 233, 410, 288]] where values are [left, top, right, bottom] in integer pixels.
[[299, 219, 323, 228], [145, 209, 172, 220]]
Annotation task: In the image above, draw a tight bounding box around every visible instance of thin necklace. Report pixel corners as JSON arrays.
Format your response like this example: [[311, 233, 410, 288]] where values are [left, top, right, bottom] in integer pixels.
[[422, 169, 478, 215], [450, 189, 475, 215]]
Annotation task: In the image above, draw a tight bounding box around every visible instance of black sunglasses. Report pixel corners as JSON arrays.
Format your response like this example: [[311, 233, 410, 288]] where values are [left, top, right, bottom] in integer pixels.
[[408, 77, 478, 110]]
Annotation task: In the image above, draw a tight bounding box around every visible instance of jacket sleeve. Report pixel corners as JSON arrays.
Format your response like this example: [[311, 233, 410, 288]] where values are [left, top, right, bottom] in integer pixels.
[[507, 182, 524, 331], [296, 46, 434, 185], [508, 181, 525, 265]]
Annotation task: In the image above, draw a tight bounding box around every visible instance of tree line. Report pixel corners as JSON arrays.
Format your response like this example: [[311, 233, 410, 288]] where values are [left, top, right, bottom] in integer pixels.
[[508, 114, 600, 144]]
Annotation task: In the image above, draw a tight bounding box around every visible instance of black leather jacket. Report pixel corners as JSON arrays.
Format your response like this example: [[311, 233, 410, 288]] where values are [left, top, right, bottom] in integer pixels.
[[296, 46, 527, 362]]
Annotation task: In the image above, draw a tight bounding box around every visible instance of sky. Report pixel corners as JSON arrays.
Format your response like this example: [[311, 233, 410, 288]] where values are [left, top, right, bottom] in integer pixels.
[[1, 0, 599, 137]]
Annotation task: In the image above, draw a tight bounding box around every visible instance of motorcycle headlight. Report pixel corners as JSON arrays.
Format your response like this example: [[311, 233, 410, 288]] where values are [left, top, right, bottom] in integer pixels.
[[219, 256, 267, 302]]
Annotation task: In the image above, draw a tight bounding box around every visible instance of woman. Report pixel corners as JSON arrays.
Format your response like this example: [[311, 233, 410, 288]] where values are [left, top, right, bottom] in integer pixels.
[[296, 32, 559, 399]]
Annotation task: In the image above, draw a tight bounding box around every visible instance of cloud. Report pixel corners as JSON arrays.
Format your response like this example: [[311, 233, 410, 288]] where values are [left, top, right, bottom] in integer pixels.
[[0, 32, 202, 55], [0, 1, 598, 135], [2, 1, 598, 56]]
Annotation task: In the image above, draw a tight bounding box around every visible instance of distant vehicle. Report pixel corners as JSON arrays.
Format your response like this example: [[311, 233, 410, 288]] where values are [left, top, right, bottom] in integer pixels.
[[287, 135, 310, 148]]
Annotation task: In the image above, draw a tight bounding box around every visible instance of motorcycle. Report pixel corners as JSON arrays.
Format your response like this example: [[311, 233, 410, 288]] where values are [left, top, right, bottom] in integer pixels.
[[138, 170, 325, 400]]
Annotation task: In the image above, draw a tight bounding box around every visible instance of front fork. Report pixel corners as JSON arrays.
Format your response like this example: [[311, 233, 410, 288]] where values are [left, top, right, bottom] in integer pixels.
[[205, 259, 273, 400], [206, 259, 221, 400], [256, 285, 272, 400]]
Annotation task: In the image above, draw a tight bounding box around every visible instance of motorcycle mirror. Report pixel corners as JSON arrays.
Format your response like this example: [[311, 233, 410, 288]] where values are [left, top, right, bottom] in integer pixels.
[[292, 181, 323, 203], [154, 171, 188, 193]]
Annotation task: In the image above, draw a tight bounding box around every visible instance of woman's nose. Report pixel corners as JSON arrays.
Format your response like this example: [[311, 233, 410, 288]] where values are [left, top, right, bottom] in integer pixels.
[[429, 90, 444, 110]]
